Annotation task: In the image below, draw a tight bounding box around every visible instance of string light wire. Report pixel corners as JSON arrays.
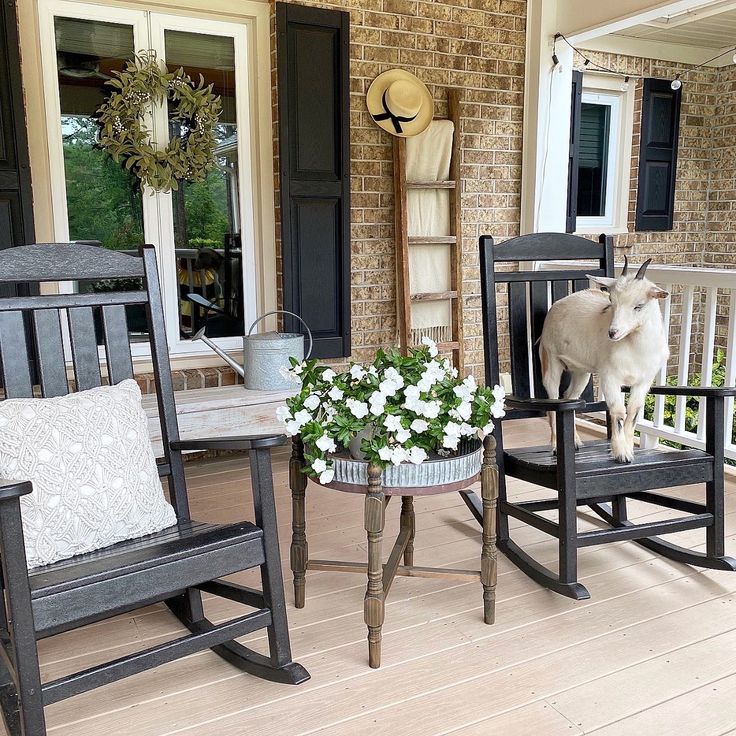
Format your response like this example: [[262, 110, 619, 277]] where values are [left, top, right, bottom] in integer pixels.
[[553, 32, 736, 90]]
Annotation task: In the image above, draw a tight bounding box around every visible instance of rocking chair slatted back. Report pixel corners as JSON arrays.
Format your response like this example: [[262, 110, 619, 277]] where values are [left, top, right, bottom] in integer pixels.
[[0, 243, 191, 519], [480, 232, 614, 418]]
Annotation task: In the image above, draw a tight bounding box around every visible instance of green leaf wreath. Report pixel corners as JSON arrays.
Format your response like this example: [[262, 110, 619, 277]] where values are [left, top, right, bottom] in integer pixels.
[[96, 50, 222, 192]]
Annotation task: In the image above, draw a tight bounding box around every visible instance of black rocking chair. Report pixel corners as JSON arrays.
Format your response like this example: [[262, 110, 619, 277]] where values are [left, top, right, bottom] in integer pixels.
[[0, 244, 308, 736], [462, 232, 736, 600]]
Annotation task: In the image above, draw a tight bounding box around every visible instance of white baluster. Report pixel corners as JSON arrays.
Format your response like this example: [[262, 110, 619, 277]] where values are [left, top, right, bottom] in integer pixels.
[[724, 290, 736, 457], [674, 285, 695, 435], [697, 287, 718, 441]]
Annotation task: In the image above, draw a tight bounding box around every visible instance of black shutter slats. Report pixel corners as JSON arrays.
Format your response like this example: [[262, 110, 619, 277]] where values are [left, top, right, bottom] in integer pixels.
[[276, 3, 351, 359], [635, 78, 681, 232], [566, 70, 583, 233]]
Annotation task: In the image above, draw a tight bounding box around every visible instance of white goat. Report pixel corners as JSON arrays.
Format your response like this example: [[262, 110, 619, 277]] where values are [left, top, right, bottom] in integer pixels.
[[538, 257, 670, 463]]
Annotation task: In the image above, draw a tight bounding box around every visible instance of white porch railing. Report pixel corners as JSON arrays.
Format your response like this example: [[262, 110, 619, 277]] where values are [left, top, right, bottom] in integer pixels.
[[537, 261, 736, 462], [633, 264, 736, 462]]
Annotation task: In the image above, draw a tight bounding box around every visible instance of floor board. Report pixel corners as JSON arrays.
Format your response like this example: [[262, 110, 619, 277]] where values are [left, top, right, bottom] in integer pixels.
[[30, 419, 736, 736]]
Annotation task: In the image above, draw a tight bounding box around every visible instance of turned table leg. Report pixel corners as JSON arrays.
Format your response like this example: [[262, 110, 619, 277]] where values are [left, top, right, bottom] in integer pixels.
[[290, 438, 308, 609], [481, 435, 499, 625], [364, 463, 385, 668], [400, 496, 415, 566]]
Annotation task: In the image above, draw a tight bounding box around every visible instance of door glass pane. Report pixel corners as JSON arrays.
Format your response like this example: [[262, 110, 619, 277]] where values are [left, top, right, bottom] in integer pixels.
[[55, 17, 148, 337], [576, 102, 610, 218], [55, 17, 143, 250], [164, 30, 244, 339]]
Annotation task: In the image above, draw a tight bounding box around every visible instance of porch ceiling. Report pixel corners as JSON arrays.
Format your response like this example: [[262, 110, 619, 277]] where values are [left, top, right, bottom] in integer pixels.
[[612, 2, 736, 49]]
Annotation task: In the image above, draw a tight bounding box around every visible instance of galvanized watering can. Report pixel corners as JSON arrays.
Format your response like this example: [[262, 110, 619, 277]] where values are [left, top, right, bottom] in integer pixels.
[[195, 310, 313, 391]]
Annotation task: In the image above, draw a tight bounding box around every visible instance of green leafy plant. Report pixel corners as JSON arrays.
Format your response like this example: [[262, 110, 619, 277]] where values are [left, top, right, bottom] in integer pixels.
[[97, 50, 222, 192], [276, 338, 506, 483], [643, 349, 735, 458]]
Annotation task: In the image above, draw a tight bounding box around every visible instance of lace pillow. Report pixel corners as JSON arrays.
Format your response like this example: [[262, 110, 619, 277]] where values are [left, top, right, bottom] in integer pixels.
[[0, 379, 177, 569]]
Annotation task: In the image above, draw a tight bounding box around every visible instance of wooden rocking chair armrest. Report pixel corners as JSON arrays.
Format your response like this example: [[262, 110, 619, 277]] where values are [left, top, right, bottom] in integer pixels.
[[504, 395, 587, 412], [170, 435, 288, 452], [0, 478, 33, 502], [647, 385, 736, 398]]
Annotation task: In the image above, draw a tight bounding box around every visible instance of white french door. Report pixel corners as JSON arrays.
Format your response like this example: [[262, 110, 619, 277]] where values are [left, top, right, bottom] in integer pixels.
[[39, 0, 260, 356]]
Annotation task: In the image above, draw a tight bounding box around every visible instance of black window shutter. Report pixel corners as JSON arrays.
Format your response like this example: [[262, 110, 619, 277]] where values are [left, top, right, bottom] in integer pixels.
[[276, 3, 351, 359], [565, 70, 583, 233], [0, 0, 35, 259], [635, 78, 681, 231]]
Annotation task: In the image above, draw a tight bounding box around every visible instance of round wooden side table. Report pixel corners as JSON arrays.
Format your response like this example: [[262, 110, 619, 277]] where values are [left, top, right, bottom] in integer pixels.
[[289, 436, 499, 668]]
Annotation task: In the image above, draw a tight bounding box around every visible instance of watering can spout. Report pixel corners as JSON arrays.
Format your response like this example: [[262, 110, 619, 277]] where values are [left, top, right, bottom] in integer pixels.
[[192, 327, 245, 378]]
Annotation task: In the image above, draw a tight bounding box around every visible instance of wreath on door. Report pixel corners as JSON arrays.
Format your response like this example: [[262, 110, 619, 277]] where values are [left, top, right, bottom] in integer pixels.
[[97, 50, 222, 192]]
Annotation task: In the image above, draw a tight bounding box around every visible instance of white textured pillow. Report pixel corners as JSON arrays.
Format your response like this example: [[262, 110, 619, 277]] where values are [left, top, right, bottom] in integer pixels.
[[0, 379, 177, 569]]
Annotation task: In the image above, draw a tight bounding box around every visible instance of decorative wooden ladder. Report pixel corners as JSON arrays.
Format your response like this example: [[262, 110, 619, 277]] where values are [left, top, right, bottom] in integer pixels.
[[393, 88, 464, 372]]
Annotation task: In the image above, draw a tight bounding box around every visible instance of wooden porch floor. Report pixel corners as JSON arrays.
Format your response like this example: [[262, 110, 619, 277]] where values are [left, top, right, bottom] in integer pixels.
[[40, 419, 736, 736]]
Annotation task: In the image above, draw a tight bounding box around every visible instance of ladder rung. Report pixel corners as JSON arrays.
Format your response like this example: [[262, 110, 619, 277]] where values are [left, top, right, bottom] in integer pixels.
[[406, 180, 456, 190], [410, 291, 458, 302], [436, 341, 460, 350], [408, 236, 457, 245]]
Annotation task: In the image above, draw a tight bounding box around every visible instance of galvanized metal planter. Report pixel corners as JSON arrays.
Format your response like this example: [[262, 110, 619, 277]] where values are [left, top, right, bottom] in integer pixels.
[[322, 440, 482, 495]]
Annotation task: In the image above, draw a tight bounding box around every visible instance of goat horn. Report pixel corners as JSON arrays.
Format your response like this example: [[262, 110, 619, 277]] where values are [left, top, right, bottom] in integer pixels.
[[621, 254, 629, 277], [635, 258, 652, 280]]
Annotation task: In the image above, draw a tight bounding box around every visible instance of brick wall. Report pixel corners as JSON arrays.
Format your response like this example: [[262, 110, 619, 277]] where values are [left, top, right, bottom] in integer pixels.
[[271, 0, 527, 379]]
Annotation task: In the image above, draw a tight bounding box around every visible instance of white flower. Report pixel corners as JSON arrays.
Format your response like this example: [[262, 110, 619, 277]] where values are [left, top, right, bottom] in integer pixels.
[[304, 394, 320, 411], [421, 336, 439, 357], [322, 368, 336, 383], [280, 366, 303, 385], [276, 406, 292, 423], [407, 446, 427, 464], [442, 433, 460, 450], [479, 421, 494, 439], [319, 468, 335, 484], [451, 367, 459, 378], [383, 414, 403, 432], [455, 401, 472, 421], [379, 379, 399, 397], [491, 402, 506, 419], [284, 420, 301, 436], [422, 400, 441, 419], [325, 405, 337, 421], [404, 384, 421, 400], [312, 458, 327, 474], [417, 377, 433, 393], [294, 409, 312, 426], [328, 385, 344, 401], [378, 446, 393, 461], [316, 434, 337, 453], [463, 375, 478, 392], [346, 399, 369, 419], [459, 422, 474, 436], [384, 367, 403, 385], [368, 365, 379, 376], [390, 446, 409, 465], [444, 421, 462, 438], [410, 418, 429, 433], [350, 364, 366, 380], [368, 391, 387, 416], [395, 428, 411, 444], [492, 384, 506, 402], [369, 402, 385, 417], [293, 363, 304, 375], [453, 384, 473, 402]]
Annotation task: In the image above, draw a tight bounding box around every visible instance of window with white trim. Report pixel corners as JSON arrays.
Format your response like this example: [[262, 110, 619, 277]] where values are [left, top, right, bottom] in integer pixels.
[[567, 74, 634, 235]]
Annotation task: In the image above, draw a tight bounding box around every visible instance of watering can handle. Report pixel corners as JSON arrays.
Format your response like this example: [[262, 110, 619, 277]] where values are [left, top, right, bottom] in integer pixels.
[[247, 310, 314, 360]]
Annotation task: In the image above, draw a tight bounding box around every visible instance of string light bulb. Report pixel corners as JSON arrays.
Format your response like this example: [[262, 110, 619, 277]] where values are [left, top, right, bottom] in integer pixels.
[[620, 76, 630, 91], [671, 75, 682, 91], [732, 52, 736, 64]]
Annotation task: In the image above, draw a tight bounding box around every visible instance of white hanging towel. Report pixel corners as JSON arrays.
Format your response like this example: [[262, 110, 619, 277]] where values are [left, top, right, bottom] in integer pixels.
[[405, 119, 455, 345]]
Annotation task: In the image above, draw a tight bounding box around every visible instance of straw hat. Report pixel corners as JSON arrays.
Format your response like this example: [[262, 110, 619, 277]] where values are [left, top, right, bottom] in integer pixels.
[[366, 69, 434, 137]]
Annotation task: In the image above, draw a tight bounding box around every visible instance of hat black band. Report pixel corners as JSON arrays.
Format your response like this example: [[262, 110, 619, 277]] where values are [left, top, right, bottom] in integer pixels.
[[372, 89, 419, 134]]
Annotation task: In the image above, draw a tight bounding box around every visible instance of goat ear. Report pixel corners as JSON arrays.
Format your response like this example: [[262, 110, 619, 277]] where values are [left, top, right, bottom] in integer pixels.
[[587, 275, 616, 291], [649, 285, 669, 300]]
